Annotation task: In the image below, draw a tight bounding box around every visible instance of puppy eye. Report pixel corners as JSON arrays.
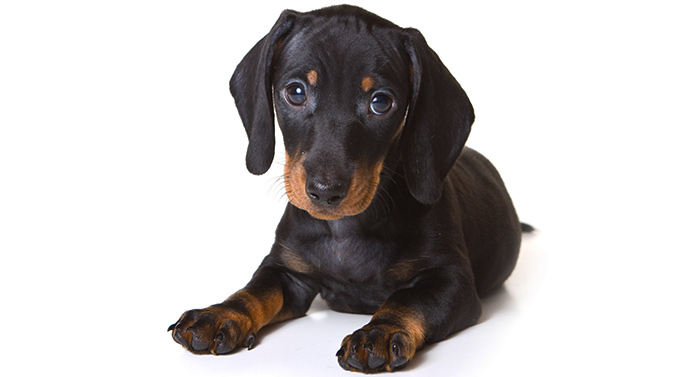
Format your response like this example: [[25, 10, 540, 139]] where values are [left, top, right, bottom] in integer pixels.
[[370, 93, 393, 115], [285, 84, 307, 106]]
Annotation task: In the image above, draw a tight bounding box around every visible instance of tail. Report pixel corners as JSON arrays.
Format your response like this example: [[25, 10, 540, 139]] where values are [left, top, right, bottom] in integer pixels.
[[520, 223, 535, 233]]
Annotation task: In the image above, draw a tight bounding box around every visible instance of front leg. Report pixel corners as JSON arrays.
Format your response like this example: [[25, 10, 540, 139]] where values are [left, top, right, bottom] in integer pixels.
[[337, 271, 481, 373], [169, 258, 316, 355]]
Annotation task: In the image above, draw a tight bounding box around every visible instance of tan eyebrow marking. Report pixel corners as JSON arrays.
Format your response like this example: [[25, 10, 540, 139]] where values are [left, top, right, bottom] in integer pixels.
[[361, 76, 374, 92], [307, 70, 318, 86]]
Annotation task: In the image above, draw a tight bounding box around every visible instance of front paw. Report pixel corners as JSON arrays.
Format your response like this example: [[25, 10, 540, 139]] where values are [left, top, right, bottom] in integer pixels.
[[336, 324, 418, 373], [168, 305, 256, 355]]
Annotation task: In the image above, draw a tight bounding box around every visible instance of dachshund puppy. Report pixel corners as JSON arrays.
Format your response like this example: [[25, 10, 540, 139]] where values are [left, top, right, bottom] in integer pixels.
[[169, 5, 523, 373]]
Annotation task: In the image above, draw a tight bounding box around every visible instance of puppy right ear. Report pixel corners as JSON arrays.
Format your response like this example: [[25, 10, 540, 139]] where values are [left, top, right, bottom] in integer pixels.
[[230, 10, 297, 175], [400, 28, 475, 204]]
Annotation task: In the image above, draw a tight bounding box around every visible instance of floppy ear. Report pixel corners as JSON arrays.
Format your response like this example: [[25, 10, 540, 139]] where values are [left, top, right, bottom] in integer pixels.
[[229, 10, 297, 175], [401, 28, 475, 204]]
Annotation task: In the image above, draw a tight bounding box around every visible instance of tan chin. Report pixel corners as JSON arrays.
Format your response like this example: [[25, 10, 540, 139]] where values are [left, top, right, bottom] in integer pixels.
[[284, 152, 383, 221], [307, 208, 357, 221], [301, 200, 371, 220], [309, 212, 343, 221]]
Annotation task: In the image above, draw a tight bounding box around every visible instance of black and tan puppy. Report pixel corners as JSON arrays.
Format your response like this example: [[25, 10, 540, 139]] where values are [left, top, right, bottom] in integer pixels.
[[169, 5, 524, 373]]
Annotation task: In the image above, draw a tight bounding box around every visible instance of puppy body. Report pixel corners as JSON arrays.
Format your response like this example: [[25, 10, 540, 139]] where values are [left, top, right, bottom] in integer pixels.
[[274, 147, 520, 311], [170, 5, 522, 373]]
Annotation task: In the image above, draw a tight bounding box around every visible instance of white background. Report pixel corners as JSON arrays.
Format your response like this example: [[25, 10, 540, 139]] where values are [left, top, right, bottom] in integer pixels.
[[1, 0, 695, 376]]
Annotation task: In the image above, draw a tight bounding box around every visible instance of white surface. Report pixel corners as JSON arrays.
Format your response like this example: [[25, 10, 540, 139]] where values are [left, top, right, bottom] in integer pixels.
[[1, 1, 694, 376]]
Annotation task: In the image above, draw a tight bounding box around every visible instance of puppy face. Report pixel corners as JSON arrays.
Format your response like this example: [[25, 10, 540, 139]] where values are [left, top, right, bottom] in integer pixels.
[[273, 22, 411, 220]]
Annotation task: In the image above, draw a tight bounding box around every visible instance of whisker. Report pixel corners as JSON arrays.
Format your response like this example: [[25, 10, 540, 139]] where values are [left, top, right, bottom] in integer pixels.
[[268, 174, 289, 202], [381, 188, 396, 213], [379, 165, 407, 199], [371, 191, 389, 220], [380, 165, 402, 181]]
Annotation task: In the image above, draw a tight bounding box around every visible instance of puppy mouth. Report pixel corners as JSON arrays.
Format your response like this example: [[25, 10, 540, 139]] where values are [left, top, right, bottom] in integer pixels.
[[284, 152, 383, 220]]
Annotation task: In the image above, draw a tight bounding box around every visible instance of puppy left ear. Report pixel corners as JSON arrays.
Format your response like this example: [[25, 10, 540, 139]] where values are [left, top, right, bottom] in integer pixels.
[[401, 28, 475, 204], [230, 10, 297, 175]]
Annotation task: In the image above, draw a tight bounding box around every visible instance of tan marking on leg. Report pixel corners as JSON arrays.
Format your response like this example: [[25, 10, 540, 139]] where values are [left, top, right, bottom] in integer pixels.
[[231, 288, 284, 332], [371, 306, 427, 350]]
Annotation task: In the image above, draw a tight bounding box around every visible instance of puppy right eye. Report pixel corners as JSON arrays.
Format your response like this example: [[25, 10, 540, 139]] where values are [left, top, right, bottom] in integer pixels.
[[285, 84, 307, 106]]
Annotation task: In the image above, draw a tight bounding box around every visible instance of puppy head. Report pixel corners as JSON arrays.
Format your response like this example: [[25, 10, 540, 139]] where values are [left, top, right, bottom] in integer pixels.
[[230, 5, 474, 220]]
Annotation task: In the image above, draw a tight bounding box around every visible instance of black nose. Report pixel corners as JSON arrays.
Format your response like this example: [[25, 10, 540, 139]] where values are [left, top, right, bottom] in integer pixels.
[[306, 177, 348, 207]]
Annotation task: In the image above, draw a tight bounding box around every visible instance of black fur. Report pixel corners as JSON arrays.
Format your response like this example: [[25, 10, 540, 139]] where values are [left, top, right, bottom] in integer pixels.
[[171, 5, 524, 373]]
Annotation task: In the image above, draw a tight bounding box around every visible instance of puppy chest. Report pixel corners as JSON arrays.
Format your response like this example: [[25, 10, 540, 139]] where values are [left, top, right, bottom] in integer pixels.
[[315, 236, 395, 279], [312, 238, 416, 312]]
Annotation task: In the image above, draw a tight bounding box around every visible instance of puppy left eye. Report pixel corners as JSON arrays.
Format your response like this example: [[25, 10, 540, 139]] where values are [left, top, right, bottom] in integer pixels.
[[285, 84, 307, 106], [370, 93, 393, 115]]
